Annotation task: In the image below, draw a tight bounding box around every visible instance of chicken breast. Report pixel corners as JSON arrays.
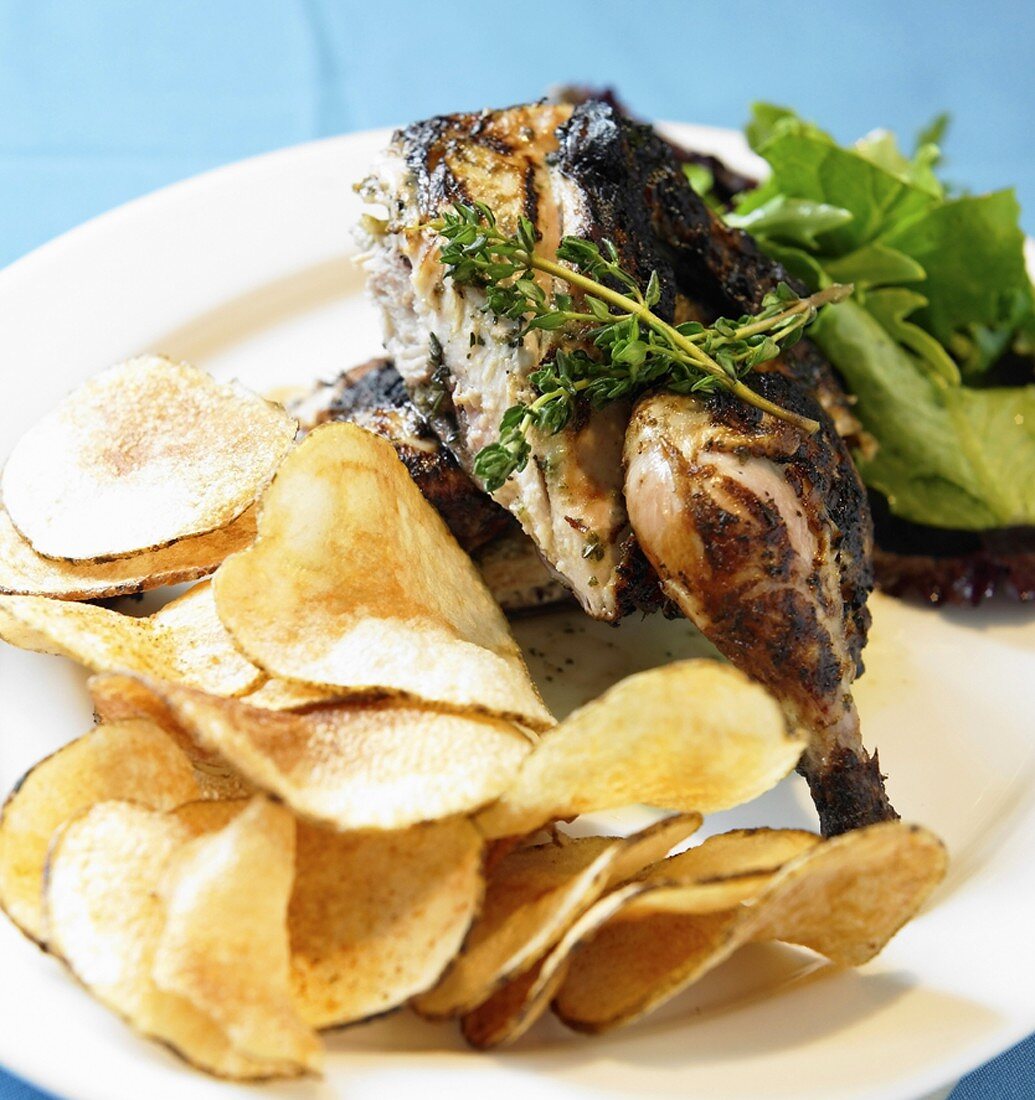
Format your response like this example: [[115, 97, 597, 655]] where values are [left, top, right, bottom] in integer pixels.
[[360, 102, 660, 621]]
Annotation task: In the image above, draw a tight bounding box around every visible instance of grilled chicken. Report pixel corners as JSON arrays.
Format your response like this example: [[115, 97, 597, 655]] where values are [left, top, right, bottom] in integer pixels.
[[625, 391, 894, 834], [360, 102, 660, 621], [361, 99, 896, 834]]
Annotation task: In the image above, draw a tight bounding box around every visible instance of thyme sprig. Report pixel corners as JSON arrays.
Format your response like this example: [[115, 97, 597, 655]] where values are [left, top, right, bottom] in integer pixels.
[[418, 202, 849, 491]]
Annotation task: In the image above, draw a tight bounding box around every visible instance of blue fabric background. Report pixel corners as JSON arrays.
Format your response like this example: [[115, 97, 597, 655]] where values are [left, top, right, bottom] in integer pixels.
[[0, 1, 1032, 1096]]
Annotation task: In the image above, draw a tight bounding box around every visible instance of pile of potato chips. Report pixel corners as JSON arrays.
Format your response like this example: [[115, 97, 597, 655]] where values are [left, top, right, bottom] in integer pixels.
[[0, 358, 948, 1079]]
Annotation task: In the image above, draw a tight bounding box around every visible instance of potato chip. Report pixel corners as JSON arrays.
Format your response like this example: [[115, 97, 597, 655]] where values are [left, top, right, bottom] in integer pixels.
[[455, 816, 701, 1049], [491, 831, 819, 1043], [0, 582, 262, 696], [414, 815, 698, 1021], [239, 678, 346, 711], [86, 672, 251, 800], [153, 798, 322, 1071], [90, 671, 189, 735], [477, 661, 804, 839], [567, 813, 704, 890], [0, 720, 200, 942], [289, 817, 484, 1028], [92, 675, 533, 830], [629, 828, 821, 913], [0, 503, 256, 600], [2, 356, 297, 561], [414, 838, 618, 1020], [45, 800, 315, 1079], [171, 799, 247, 833], [212, 423, 553, 730], [553, 822, 948, 1033], [460, 882, 646, 1049]]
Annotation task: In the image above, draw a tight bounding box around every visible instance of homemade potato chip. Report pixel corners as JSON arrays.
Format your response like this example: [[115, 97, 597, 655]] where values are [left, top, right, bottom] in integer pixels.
[[239, 678, 346, 711], [414, 841, 618, 1020], [568, 813, 704, 890], [90, 672, 188, 735], [477, 661, 804, 839], [0, 583, 262, 696], [629, 828, 821, 913], [153, 798, 322, 1071], [289, 817, 484, 1028], [96, 676, 533, 830], [460, 829, 815, 1047], [0, 720, 200, 942], [553, 822, 948, 1033], [460, 882, 647, 1049], [45, 800, 314, 1079], [0, 503, 257, 600], [87, 672, 252, 800], [212, 423, 553, 730], [2, 356, 297, 561], [415, 816, 699, 1020]]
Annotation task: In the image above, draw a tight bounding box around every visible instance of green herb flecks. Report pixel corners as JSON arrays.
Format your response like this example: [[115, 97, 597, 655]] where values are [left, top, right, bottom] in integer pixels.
[[417, 202, 848, 491]]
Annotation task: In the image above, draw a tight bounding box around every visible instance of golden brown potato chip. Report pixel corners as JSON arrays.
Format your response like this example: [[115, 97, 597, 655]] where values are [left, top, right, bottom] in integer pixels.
[[460, 882, 647, 1049], [414, 837, 619, 1020], [0, 720, 200, 942], [45, 800, 315, 1079], [90, 672, 190, 737], [0, 582, 262, 696], [212, 423, 553, 730], [477, 661, 804, 839], [2, 356, 296, 561], [744, 823, 948, 966], [93, 675, 533, 830], [415, 815, 698, 1021], [289, 817, 484, 1028], [628, 828, 821, 914], [568, 813, 704, 890], [153, 798, 322, 1071], [447, 817, 699, 1045], [553, 822, 948, 1033], [87, 673, 252, 800], [487, 829, 820, 1043], [0, 504, 257, 601], [239, 678, 346, 711], [171, 799, 248, 833]]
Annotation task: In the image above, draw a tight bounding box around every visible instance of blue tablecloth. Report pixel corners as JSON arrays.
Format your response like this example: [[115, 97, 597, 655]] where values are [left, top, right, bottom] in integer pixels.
[[0, 2, 1031, 1096]]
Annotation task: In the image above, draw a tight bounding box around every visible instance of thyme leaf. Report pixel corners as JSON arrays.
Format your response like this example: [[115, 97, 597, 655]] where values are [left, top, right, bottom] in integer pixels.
[[418, 201, 849, 491]]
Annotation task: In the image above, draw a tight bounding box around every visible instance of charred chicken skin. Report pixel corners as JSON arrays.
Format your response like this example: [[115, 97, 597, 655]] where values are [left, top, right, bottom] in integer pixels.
[[361, 98, 898, 834]]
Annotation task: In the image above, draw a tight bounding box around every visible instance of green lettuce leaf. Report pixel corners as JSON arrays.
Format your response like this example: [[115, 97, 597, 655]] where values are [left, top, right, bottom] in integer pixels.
[[738, 108, 938, 254], [880, 191, 1033, 357], [735, 103, 1035, 530], [853, 128, 944, 198], [863, 287, 960, 384], [813, 301, 1035, 529], [725, 194, 853, 250], [822, 242, 925, 290]]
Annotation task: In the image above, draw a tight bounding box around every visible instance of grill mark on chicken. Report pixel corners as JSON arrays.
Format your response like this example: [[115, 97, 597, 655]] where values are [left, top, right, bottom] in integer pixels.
[[549, 103, 679, 322], [548, 85, 758, 208]]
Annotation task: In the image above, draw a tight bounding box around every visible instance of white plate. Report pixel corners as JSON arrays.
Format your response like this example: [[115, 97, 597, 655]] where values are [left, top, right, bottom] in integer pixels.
[[0, 123, 1033, 1100]]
